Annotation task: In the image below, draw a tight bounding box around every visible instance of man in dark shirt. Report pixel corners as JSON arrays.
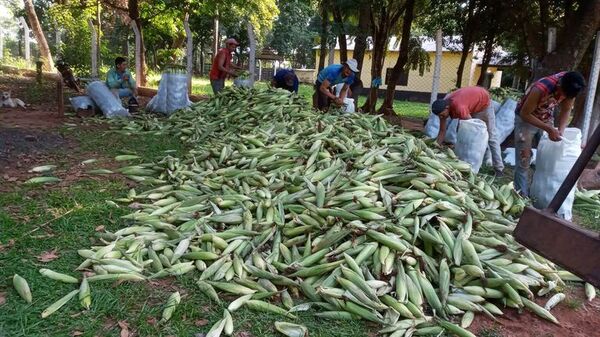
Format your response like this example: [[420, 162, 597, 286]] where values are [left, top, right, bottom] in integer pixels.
[[271, 69, 299, 93]]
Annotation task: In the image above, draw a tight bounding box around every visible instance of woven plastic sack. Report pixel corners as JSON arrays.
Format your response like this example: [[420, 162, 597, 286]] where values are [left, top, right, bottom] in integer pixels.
[[495, 98, 517, 143], [86, 81, 130, 118], [146, 71, 191, 116], [530, 128, 582, 220], [342, 98, 355, 114], [146, 73, 170, 114], [455, 119, 489, 173], [234, 78, 252, 88], [69, 95, 96, 111], [167, 72, 191, 113]]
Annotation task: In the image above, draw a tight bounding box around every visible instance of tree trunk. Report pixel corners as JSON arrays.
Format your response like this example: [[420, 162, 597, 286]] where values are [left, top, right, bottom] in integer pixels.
[[0, 30, 4, 60], [23, 0, 53, 70], [538, 0, 600, 76], [456, 38, 473, 88], [456, 0, 476, 88], [363, 25, 387, 113], [199, 41, 204, 76], [184, 13, 193, 94], [378, 0, 416, 115], [247, 21, 256, 86], [477, 35, 495, 86], [328, 44, 335, 65], [332, 3, 347, 62], [128, 0, 146, 86], [318, 3, 329, 71], [213, 14, 219, 57], [88, 19, 98, 77], [352, 2, 370, 75]]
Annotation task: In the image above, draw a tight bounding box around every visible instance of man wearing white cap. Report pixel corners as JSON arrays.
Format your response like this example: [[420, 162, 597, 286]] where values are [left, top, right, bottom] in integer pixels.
[[313, 59, 359, 111], [210, 38, 242, 94]]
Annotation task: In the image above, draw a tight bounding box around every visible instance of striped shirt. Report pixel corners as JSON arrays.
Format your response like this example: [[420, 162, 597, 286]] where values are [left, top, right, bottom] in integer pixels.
[[516, 72, 566, 123]]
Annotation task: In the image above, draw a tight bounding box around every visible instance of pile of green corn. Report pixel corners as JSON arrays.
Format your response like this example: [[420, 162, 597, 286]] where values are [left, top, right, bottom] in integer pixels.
[[20, 88, 597, 336], [575, 189, 600, 213]]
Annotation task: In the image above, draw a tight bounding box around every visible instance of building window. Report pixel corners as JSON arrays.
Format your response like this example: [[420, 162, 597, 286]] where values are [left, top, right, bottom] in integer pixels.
[[385, 68, 409, 86]]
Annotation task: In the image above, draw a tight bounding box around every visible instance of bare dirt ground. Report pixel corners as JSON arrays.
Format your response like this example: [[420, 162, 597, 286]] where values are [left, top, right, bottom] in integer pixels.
[[1, 73, 599, 337]]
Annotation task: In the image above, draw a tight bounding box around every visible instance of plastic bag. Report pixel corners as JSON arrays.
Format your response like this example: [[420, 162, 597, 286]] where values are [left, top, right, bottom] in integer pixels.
[[234, 78, 252, 88], [146, 71, 191, 116], [146, 73, 170, 114], [495, 98, 517, 143], [342, 98, 355, 114], [69, 96, 96, 111], [530, 128, 582, 220], [167, 72, 191, 113], [455, 118, 489, 173], [86, 81, 130, 118]]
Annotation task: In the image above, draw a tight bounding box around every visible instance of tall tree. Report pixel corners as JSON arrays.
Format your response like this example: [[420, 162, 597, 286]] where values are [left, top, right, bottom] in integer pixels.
[[331, 1, 347, 62], [536, 0, 600, 76], [23, 0, 54, 71], [128, 0, 146, 85], [269, 0, 316, 68], [362, 0, 407, 113], [317, 1, 329, 71], [455, 0, 477, 88], [352, 1, 371, 74], [378, 0, 416, 115]]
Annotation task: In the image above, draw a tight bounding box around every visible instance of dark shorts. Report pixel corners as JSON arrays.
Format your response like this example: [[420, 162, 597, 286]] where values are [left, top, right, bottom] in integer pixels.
[[313, 81, 331, 110]]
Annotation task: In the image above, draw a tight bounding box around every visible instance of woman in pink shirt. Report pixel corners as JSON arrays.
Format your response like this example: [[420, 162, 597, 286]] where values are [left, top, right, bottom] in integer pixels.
[[431, 86, 504, 176]]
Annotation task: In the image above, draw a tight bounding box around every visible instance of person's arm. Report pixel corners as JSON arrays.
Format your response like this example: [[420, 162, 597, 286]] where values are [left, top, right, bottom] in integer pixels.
[[557, 97, 575, 134], [519, 87, 561, 141], [125, 71, 137, 95], [293, 77, 299, 94], [320, 79, 343, 105], [436, 115, 448, 144]]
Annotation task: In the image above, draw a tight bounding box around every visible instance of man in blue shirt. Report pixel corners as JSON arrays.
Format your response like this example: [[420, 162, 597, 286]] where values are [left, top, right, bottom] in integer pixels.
[[313, 59, 358, 111], [106, 57, 137, 99], [271, 69, 299, 93]]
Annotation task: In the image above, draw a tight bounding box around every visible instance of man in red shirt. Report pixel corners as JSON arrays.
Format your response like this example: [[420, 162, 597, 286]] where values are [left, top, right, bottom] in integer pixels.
[[210, 38, 242, 94], [513, 71, 585, 196], [431, 86, 504, 175]]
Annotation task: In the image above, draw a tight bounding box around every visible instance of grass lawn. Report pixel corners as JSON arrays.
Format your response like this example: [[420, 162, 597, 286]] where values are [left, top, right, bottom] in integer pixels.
[[146, 74, 431, 120], [0, 128, 371, 337]]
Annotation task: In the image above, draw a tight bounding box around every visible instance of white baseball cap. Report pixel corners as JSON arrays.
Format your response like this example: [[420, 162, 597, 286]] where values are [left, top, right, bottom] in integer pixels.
[[345, 59, 359, 73]]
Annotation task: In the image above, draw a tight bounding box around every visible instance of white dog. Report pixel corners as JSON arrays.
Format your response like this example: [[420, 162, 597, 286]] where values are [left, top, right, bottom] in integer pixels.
[[1, 91, 27, 109]]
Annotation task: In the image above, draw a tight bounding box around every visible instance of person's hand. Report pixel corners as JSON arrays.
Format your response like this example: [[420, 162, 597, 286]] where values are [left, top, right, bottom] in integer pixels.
[[334, 97, 344, 106], [548, 127, 562, 142], [123, 75, 129, 81]]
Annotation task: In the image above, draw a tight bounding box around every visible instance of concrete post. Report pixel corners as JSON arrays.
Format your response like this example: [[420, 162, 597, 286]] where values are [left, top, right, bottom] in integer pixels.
[[581, 31, 600, 144], [430, 29, 443, 106]]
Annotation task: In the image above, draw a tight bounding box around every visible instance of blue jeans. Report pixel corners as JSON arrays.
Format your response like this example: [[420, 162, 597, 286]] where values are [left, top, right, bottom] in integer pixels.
[[112, 88, 133, 98], [211, 79, 225, 95], [471, 104, 504, 172], [513, 115, 544, 196]]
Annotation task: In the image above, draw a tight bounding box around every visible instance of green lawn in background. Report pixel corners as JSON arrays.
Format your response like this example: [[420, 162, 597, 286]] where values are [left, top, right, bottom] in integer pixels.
[[146, 74, 431, 119]]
